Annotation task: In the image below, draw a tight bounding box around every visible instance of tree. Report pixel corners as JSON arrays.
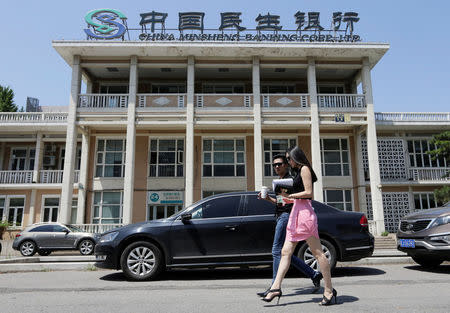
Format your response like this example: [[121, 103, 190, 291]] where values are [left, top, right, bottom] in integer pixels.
[[0, 85, 18, 112], [427, 131, 450, 205]]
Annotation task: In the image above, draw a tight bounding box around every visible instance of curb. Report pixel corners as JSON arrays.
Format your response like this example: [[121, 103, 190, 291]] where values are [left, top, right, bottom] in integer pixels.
[[0, 262, 98, 273]]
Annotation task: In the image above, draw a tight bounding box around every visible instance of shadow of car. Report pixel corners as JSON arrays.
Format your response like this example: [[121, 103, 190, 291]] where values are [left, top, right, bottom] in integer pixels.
[[12, 223, 98, 256], [95, 191, 374, 281], [397, 203, 450, 268]]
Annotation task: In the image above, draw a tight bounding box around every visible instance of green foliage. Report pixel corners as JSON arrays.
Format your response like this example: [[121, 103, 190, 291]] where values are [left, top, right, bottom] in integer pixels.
[[434, 185, 450, 205], [427, 131, 450, 162], [0, 85, 18, 112], [85, 264, 98, 271], [381, 231, 389, 236]]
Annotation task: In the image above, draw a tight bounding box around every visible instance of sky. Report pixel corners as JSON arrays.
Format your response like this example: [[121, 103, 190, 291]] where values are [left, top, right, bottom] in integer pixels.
[[0, 0, 449, 112]]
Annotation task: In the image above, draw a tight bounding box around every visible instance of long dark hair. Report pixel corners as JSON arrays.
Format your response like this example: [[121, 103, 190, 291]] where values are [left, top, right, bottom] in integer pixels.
[[288, 146, 318, 183]]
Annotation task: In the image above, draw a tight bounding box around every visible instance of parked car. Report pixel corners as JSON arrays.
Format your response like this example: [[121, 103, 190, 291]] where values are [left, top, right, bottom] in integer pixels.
[[13, 223, 99, 256], [95, 191, 374, 280], [397, 203, 450, 268]]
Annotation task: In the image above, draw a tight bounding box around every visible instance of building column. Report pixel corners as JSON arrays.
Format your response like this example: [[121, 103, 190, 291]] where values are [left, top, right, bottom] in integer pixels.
[[355, 128, 367, 215], [76, 128, 90, 224], [32, 132, 43, 183], [28, 189, 37, 225], [185, 56, 195, 206], [59, 55, 81, 224], [307, 59, 324, 201], [123, 56, 138, 224], [362, 57, 384, 235], [253, 56, 263, 191]]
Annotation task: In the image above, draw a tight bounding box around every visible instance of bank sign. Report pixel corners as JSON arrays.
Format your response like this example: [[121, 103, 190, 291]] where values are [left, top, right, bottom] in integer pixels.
[[84, 9, 362, 42], [148, 191, 184, 205]]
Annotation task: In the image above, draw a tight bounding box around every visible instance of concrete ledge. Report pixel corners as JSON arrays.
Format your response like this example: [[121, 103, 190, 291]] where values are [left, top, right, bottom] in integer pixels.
[[338, 257, 414, 266], [0, 262, 97, 273], [0, 255, 96, 264]]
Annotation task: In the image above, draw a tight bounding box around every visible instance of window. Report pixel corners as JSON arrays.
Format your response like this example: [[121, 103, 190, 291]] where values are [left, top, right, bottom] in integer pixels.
[[245, 195, 276, 216], [318, 85, 344, 94], [190, 196, 241, 219], [151, 84, 186, 93], [60, 147, 81, 170], [149, 139, 184, 177], [147, 205, 182, 220], [71, 198, 78, 224], [0, 197, 5, 221], [203, 139, 245, 177], [263, 138, 296, 176], [407, 140, 448, 168], [414, 193, 439, 210], [93, 191, 123, 224], [95, 139, 126, 177], [202, 84, 244, 94], [7, 197, 25, 226], [10, 148, 35, 170], [42, 197, 59, 222], [202, 191, 233, 198], [53, 225, 68, 232], [30, 225, 54, 232], [323, 190, 352, 211], [100, 85, 129, 94], [261, 85, 295, 94], [321, 138, 350, 176]]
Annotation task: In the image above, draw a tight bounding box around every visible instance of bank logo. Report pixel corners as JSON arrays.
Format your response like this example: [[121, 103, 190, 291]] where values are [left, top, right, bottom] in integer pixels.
[[150, 193, 160, 202], [84, 9, 127, 39]]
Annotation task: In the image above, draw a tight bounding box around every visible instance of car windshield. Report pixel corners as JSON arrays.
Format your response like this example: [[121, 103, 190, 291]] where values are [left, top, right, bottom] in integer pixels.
[[65, 224, 84, 232]]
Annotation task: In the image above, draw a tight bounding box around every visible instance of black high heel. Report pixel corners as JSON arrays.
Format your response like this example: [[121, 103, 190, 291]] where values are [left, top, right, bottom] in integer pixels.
[[311, 272, 323, 293], [319, 289, 337, 306], [256, 288, 270, 298], [261, 289, 282, 304]]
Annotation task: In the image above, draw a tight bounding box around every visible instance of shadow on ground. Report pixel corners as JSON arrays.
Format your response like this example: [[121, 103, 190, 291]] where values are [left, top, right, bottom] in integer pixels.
[[403, 264, 450, 274], [100, 266, 385, 282]]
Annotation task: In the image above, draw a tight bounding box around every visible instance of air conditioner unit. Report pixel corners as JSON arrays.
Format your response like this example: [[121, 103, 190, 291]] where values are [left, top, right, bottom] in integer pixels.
[[44, 145, 57, 153], [43, 156, 56, 166]]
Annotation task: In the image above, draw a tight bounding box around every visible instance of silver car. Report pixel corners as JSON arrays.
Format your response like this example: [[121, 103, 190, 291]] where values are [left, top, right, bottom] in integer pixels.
[[13, 223, 98, 257]]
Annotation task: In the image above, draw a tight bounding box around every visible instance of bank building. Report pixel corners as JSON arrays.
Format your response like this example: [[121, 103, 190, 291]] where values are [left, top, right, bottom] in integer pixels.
[[0, 9, 449, 238]]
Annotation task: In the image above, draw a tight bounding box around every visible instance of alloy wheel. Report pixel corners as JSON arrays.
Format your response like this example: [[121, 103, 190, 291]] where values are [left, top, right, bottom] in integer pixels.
[[303, 244, 331, 271], [79, 240, 94, 255], [126, 246, 156, 276], [20, 241, 35, 256]]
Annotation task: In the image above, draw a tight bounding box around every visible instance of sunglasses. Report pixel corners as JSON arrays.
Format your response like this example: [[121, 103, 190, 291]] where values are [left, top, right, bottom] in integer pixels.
[[272, 162, 285, 167], [286, 156, 291, 161]]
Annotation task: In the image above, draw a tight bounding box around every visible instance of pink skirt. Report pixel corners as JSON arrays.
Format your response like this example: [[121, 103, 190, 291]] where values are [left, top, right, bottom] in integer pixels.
[[286, 199, 319, 242]]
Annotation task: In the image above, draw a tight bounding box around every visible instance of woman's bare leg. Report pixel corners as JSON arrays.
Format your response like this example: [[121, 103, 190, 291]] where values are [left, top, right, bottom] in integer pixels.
[[306, 236, 333, 297], [267, 241, 298, 292]]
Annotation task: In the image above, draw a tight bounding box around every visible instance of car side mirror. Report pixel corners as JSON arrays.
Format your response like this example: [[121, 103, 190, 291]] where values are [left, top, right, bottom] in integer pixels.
[[64, 229, 70, 234], [181, 213, 192, 223]]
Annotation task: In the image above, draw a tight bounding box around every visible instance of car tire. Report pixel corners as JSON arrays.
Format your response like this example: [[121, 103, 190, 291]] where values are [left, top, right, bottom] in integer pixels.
[[19, 240, 37, 257], [411, 256, 443, 268], [120, 241, 164, 281], [79, 239, 95, 255], [297, 238, 337, 271], [38, 250, 51, 256]]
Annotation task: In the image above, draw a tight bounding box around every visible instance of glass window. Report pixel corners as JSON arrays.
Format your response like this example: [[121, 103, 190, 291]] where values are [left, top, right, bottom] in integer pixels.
[[53, 225, 68, 232], [0, 197, 5, 221], [71, 198, 78, 224], [147, 205, 182, 220], [95, 139, 126, 177], [202, 85, 244, 94], [323, 190, 352, 211], [10, 148, 35, 170], [93, 191, 123, 224], [407, 139, 447, 168], [413, 193, 439, 210], [30, 225, 54, 232], [245, 195, 276, 216], [190, 196, 241, 219], [7, 197, 25, 226], [203, 139, 245, 177], [317, 85, 345, 94], [42, 197, 59, 223], [100, 85, 129, 94], [263, 138, 296, 176], [149, 139, 184, 177], [261, 85, 295, 94], [321, 138, 350, 176], [151, 84, 186, 93]]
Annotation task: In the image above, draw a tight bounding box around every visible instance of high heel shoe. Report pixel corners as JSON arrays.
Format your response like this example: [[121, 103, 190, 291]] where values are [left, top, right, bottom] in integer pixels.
[[261, 289, 282, 305], [311, 272, 323, 293], [256, 287, 270, 297], [319, 289, 337, 306]]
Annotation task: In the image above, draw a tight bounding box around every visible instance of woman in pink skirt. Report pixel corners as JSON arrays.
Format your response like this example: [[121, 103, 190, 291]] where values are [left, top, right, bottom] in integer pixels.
[[262, 146, 336, 306]]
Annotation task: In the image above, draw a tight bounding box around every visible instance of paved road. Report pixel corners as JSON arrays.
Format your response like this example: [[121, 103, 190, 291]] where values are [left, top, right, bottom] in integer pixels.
[[0, 264, 449, 313]]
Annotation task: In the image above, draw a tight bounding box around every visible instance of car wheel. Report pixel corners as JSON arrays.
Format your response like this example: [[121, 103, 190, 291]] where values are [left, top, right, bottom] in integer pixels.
[[79, 239, 95, 255], [297, 238, 337, 271], [120, 241, 164, 281], [38, 250, 51, 256], [19, 240, 37, 257], [412, 256, 443, 268]]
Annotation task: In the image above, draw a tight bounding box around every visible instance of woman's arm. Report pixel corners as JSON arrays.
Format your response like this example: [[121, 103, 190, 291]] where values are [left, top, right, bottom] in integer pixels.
[[283, 166, 314, 199]]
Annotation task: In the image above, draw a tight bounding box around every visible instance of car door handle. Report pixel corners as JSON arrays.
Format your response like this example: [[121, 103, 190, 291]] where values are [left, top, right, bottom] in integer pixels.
[[225, 225, 238, 231]]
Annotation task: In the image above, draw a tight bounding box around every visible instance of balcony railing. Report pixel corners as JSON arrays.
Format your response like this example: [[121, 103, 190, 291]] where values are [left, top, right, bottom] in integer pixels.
[[71, 223, 124, 234], [261, 94, 309, 108], [408, 168, 449, 182], [78, 94, 129, 108], [137, 94, 186, 108], [196, 94, 252, 109], [318, 94, 366, 110], [375, 112, 450, 122], [39, 170, 63, 183], [0, 112, 68, 123], [0, 171, 33, 184]]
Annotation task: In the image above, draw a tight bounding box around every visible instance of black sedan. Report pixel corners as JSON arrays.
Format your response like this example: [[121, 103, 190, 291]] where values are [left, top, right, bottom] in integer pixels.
[[95, 192, 374, 280]]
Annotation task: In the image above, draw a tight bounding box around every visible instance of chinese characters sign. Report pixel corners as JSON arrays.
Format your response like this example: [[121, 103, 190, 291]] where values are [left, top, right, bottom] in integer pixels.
[[84, 9, 362, 42]]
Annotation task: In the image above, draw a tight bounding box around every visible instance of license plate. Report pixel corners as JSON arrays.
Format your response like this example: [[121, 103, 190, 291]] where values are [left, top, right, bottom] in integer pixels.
[[95, 255, 107, 261], [399, 239, 415, 248]]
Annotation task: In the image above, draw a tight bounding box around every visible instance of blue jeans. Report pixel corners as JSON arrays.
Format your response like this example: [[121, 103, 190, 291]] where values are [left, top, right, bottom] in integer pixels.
[[272, 212, 318, 282]]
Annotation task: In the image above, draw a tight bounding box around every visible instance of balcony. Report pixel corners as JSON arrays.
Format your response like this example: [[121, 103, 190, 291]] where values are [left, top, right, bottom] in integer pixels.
[[71, 223, 123, 234], [375, 112, 450, 122], [261, 94, 309, 110], [78, 94, 129, 109], [195, 94, 252, 109], [318, 94, 366, 111], [408, 168, 449, 182], [0, 171, 33, 184], [0, 112, 67, 123], [137, 94, 186, 109]]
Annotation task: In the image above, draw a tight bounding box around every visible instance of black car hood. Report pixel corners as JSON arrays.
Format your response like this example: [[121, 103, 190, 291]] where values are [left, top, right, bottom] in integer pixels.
[[102, 219, 170, 235], [403, 207, 450, 220]]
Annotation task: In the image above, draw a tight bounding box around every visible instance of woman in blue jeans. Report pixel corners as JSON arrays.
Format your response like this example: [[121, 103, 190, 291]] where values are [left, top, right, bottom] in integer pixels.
[[257, 154, 322, 297]]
